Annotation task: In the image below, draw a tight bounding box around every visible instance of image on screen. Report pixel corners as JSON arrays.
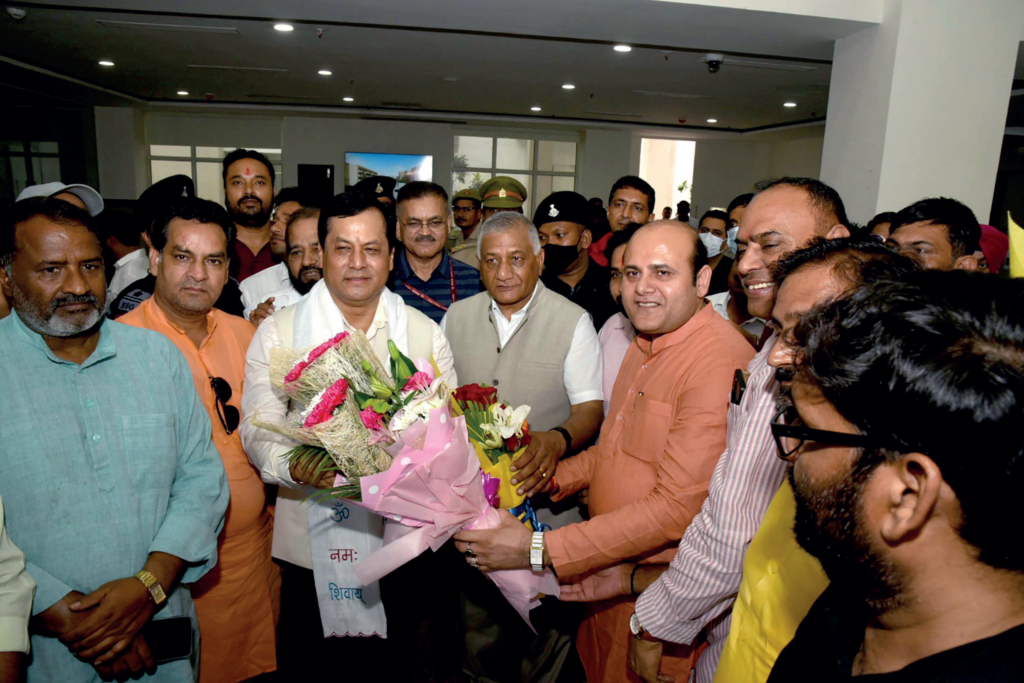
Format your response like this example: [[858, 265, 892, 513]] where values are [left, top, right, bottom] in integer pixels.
[[344, 152, 433, 191]]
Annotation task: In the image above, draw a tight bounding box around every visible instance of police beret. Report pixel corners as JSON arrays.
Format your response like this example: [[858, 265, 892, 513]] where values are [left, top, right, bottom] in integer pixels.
[[533, 191, 590, 228]]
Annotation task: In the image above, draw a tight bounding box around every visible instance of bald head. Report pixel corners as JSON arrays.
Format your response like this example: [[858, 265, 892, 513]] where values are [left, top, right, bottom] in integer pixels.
[[622, 219, 711, 337]]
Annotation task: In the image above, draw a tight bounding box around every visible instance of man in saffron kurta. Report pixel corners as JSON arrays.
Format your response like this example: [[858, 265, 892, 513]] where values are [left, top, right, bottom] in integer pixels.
[[455, 221, 753, 683], [119, 197, 279, 683]]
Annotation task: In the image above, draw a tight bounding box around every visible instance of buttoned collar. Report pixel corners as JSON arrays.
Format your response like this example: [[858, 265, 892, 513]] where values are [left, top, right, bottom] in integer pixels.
[[488, 278, 544, 323], [140, 297, 218, 350], [9, 308, 115, 369], [397, 249, 451, 284], [114, 248, 147, 270]]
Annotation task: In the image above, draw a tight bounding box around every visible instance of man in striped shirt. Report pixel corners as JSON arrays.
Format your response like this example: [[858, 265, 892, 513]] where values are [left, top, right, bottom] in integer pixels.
[[389, 181, 483, 323], [627, 178, 851, 683]]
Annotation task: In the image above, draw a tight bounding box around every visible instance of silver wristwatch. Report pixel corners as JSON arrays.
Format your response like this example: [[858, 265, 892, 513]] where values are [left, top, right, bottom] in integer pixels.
[[629, 612, 647, 640], [530, 531, 545, 572]]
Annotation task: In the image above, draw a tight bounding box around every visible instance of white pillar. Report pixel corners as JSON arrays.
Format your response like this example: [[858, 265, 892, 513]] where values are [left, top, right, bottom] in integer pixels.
[[94, 107, 147, 200], [819, 0, 1024, 223]]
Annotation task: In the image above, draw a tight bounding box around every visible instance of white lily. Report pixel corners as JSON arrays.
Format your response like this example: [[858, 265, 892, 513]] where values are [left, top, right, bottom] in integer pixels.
[[490, 403, 532, 439], [388, 377, 448, 433], [479, 423, 505, 449]]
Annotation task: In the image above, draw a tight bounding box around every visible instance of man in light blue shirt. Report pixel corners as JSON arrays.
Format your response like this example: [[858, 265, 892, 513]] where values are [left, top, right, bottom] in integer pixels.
[[0, 197, 230, 682]]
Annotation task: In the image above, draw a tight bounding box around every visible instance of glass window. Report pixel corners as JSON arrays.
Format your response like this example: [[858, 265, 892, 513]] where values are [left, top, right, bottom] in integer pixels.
[[453, 136, 493, 169], [196, 162, 224, 204], [34, 157, 62, 184], [151, 160, 193, 186], [537, 141, 576, 173], [496, 138, 534, 171], [1, 142, 25, 153], [150, 145, 191, 158], [452, 170, 492, 194], [30, 141, 60, 154], [533, 175, 577, 208]]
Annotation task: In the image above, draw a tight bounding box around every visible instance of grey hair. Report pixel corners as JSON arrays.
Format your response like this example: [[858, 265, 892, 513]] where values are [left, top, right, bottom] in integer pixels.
[[476, 211, 542, 260]]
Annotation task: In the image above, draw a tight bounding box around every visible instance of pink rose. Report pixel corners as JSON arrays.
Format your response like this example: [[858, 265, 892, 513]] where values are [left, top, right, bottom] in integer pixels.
[[360, 406, 386, 431]]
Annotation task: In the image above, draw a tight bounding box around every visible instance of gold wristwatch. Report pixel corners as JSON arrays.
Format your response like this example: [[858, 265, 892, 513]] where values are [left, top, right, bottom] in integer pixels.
[[134, 569, 167, 607]]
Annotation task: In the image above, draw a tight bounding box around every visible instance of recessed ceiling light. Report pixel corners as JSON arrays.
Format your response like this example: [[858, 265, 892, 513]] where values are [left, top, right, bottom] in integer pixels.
[[177, 90, 189, 96], [98, 60, 115, 67], [318, 70, 332, 76], [343, 97, 354, 102], [562, 83, 576, 90], [273, 23, 294, 32], [707, 118, 718, 123], [531, 106, 542, 112], [783, 102, 797, 108], [442, 77, 459, 82], [613, 45, 632, 53]]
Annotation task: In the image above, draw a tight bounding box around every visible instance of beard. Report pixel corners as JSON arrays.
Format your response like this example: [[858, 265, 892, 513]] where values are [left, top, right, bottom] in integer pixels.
[[228, 195, 271, 228], [790, 457, 908, 614], [9, 284, 102, 338], [290, 266, 322, 295]]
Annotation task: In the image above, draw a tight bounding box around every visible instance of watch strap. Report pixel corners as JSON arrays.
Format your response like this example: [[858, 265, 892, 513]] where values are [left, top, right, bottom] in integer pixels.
[[530, 531, 545, 572], [134, 569, 167, 607], [551, 426, 573, 457]]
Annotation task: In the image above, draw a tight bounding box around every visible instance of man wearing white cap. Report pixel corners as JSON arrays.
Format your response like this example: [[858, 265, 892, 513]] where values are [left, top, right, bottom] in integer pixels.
[[16, 182, 104, 217]]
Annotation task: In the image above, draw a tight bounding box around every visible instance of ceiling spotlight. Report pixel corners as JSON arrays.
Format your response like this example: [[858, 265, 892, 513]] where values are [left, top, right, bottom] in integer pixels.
[[318, 70, 332, 76], [273, 23, 294, 32], [783, 102, 797, 108], [98, 60, 114, 67], [177, 90, 189, 96], [613, 45, 632, 53], [442, 76, 459, 82], [531, 106, 542, 112], [707, 118, 718, 123], [562, 83, 576, 90], [343, 97, 354, 102]]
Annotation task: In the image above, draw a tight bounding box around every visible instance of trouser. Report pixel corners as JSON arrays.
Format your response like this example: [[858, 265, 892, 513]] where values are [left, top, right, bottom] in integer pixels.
[[456, 543, 587, 683], [276, 554, 463, 681]]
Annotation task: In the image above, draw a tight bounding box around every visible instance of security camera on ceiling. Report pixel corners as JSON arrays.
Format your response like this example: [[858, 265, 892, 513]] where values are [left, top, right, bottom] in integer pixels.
[[6, 7, 27, 20], [704, 53, 724, 74]]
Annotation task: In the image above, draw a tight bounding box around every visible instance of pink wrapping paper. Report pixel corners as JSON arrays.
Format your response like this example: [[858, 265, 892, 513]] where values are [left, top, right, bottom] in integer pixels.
[[345, 405, 560, 632]]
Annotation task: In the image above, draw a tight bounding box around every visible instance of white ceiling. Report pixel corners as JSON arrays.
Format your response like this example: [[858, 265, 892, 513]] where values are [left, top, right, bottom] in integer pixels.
[[0, 0, 888, 130]]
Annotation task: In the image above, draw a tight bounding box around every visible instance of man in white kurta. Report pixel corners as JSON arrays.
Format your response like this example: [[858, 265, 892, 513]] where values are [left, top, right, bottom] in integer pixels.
[[240, 192, 455, 679]]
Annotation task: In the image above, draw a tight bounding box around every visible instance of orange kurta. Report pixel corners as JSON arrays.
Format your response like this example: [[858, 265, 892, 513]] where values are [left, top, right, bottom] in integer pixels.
[[547, 303, 754, 683], [120, 299, 280, 683]]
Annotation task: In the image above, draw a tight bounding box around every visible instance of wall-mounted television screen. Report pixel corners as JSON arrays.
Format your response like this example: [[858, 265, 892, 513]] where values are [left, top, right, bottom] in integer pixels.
[[344, 152, 433, 191]]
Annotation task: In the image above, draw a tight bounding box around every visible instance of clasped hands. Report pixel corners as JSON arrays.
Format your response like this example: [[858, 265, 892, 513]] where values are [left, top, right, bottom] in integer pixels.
[[39, 577, 157, 679]]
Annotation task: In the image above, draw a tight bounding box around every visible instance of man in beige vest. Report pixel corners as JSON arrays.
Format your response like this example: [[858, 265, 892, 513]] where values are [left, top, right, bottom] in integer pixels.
[[241, 191, 456, 680], [441, 211, 604, 683]]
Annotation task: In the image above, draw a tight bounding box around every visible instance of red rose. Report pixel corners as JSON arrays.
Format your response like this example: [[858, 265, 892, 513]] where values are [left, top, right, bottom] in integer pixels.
[[454, 383, 499, 407], [505, 434, 522, 452]]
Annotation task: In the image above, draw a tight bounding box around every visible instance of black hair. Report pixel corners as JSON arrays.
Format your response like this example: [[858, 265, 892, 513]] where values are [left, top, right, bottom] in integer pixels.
[[604, 222, 642, 264], [150, 197, 236, 253], [2, 197, 99, 270], [727, 193, 755, 215], [771, 236, 920, 313], [222, 149, 276, 188], [286, 206, 321, 245], [318, 191, 396, 252], [397, 181, 449, 207], [755, 177, 850, 234], [889, 197, 980, 258], [273, 186, 317, 211], [608, 176, 655, 215], [698, 209, 729, 228], [792, 272, 1024, 571], [99, 209, 142, 248], [866, 211, 898, 233]]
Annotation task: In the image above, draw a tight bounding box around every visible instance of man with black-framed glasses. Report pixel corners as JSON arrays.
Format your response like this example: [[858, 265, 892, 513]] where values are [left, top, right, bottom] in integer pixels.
[[119, 196, 281, 683], [769, 272, 1024, 681], [389, 181, 482, 323]]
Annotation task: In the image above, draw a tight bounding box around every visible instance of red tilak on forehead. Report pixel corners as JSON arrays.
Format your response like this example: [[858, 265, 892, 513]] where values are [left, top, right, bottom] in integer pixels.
[[245, 166, 252, 176]]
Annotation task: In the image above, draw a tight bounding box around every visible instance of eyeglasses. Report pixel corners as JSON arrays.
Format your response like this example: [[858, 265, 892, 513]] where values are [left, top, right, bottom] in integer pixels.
[[770, 407, 880, 460], [399, 217, 448, 231], [210, 377, 240, 435]]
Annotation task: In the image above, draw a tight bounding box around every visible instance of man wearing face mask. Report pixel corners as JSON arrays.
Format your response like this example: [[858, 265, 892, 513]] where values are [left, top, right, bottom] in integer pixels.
[[698, 209, 733, 295], [724, 193, 754, 259], [537, 191, 618, 330]]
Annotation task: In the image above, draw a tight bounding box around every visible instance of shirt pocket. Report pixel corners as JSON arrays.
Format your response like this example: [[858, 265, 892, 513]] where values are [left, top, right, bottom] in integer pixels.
[[619, 398, 674, 464], [122, 414, 177, 489]]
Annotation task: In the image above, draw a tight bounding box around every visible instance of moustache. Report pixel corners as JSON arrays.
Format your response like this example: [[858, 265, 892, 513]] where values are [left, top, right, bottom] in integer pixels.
[[414, 235, 436, 242], [241, 194, 263, 206], [774, 365, 796, 385], [300, 266, 322, 277], [52, 293, 98, 312]]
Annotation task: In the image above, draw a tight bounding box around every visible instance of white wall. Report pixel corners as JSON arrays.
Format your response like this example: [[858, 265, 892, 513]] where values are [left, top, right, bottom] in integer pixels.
[[145, 113, 283, 150], [282, 117, 453, 195], [692, 140, 770, 214], [766, 136, 824, 180], [95, 107, 147, 200], [578, 129, 637, 202]]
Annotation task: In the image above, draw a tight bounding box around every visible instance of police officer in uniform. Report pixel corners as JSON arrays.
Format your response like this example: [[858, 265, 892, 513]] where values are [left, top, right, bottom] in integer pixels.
[[453, 176, 528, 269], [352, 175, 397, 207]]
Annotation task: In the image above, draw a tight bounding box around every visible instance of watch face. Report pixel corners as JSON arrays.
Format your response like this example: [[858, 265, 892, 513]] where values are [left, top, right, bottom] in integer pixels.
[[630, 612, 641, 635]]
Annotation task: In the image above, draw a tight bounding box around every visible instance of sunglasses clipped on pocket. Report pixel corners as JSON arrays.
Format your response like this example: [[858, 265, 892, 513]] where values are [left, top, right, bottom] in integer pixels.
[[210, 377, 240, 435]]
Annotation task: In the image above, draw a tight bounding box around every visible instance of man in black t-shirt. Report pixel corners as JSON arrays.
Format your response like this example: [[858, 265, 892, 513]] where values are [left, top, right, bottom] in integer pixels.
[[768, 272, 1024, 682]]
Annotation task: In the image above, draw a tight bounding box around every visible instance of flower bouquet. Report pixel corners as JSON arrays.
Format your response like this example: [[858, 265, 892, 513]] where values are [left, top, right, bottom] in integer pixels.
[[451, 383, 544, 531], [253, 331, 559, 629]]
